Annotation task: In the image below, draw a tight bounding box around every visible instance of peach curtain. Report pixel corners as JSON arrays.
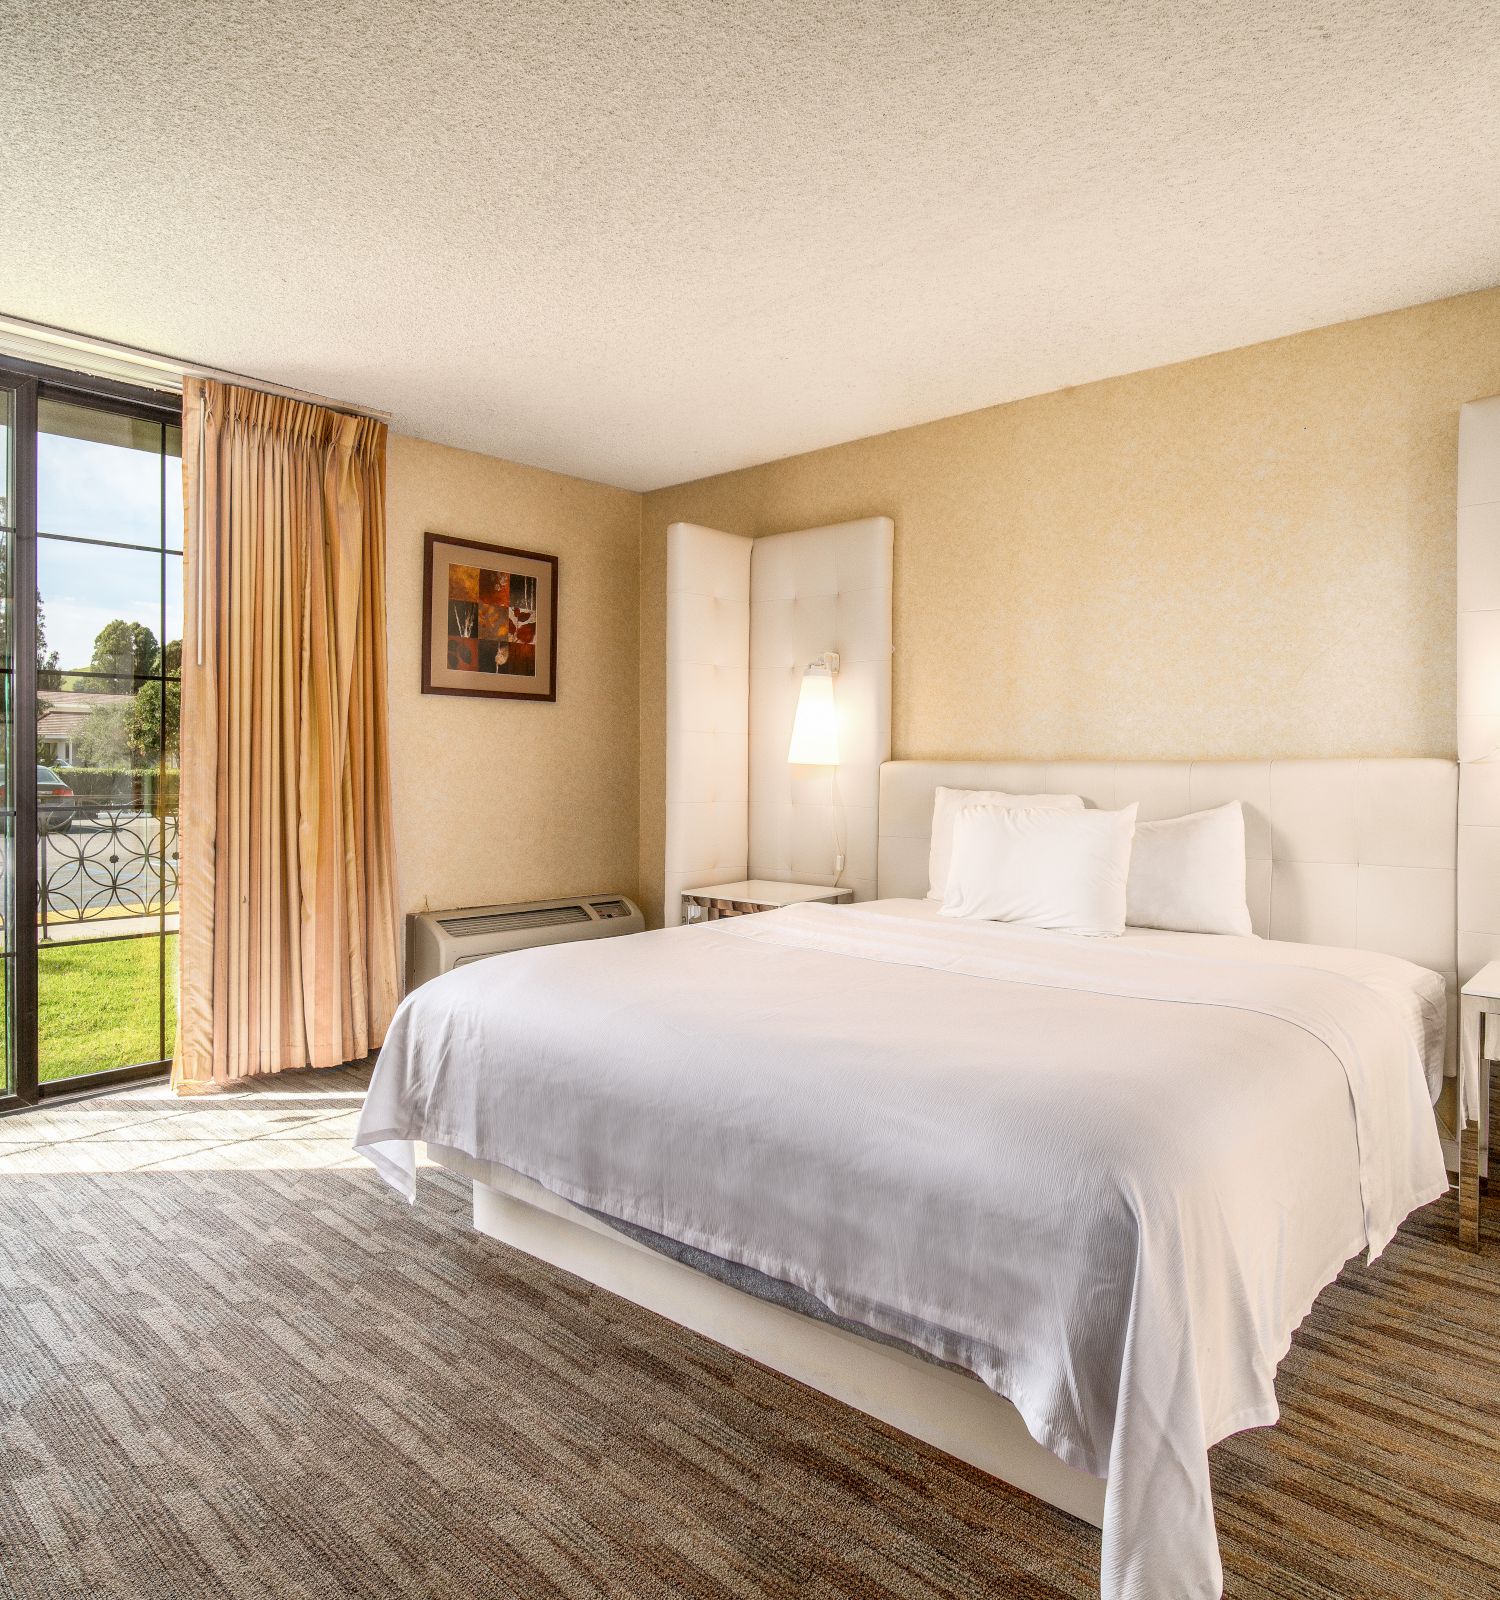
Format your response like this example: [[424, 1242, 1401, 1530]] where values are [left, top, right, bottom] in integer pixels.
[[174, 378, 400, 1091]]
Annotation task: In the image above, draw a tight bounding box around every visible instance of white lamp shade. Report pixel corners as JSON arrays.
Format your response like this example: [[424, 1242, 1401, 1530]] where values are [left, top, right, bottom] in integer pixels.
[[787, 665, 839, 764]]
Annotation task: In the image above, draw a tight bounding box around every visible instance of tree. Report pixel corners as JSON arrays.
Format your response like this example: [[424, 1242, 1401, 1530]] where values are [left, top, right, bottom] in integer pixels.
[[36, 619, 61, 693], [125, 640, 180, 764], [76, 701, 133, 767], [0, 544, 63, 690], [90, 619, 158, 690], [0, 547, 61, 740]]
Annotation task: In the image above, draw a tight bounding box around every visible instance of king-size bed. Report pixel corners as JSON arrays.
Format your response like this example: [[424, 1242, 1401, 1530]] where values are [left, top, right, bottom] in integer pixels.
[[355, 758, 1460, 1600]]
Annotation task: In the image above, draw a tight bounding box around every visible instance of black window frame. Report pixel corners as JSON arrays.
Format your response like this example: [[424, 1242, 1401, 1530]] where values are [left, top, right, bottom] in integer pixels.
[[0, 353, 181, 1112]]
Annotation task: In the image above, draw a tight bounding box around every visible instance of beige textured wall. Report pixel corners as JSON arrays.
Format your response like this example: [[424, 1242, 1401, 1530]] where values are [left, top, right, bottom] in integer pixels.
[[638, 287, 1500, 926], [386, 434, 640, 920]]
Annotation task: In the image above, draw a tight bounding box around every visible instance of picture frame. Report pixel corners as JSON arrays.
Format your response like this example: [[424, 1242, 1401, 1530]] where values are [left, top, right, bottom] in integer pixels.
[[421, 531, 559, 702]]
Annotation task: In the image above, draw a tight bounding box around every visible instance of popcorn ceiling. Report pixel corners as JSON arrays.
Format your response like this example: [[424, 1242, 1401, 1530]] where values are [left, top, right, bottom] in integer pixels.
[[3, 0, 1498, 489]]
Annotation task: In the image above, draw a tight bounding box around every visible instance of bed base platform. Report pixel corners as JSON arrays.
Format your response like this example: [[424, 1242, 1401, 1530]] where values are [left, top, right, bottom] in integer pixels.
[[430, 1147, 1107, 1530]]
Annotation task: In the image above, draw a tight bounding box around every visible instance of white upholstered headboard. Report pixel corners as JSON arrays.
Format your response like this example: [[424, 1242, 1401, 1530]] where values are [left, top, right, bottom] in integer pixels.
[[749, 518, 893, 900], [879, 758, 1458, 993], [664, 516, 893, 925], [664, 525, 752, 924]]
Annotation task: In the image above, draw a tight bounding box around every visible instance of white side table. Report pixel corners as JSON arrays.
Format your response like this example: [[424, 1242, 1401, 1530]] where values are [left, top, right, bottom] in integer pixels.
[[1459, 963, 1498, 1249], [681, 879, 854, 923]]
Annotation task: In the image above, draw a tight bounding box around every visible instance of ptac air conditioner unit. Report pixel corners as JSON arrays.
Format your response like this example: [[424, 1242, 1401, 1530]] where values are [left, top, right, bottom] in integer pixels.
[[406, 894, 644, 991]]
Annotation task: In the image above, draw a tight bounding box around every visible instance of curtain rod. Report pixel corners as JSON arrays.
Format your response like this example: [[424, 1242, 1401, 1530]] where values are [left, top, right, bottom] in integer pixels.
[[0, 311, 392, 424]]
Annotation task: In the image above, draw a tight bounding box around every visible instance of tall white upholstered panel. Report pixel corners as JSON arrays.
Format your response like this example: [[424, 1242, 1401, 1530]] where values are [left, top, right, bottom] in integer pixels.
[[749, 518, 894, 902], [664, 523, 752, 926], [879, 759, 1457, 1048], [1457, 396, 1500, 992]]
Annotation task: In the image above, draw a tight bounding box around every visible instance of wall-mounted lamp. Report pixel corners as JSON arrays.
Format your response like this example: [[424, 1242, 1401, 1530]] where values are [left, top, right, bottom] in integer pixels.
[[787, 652, 840, 765]]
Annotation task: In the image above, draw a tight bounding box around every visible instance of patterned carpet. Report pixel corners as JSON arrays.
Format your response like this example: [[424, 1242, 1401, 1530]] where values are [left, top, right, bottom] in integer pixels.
[[0, 1066, 1497, 1600]]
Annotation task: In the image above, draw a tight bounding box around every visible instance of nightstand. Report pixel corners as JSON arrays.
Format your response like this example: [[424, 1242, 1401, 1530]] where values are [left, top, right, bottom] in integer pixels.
[[1459, 963, 1498, 1249], [681, 879, 854, 923]]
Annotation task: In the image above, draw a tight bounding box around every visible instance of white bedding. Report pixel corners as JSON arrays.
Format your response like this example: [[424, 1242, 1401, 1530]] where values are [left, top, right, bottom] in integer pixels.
[[355, 898, 1448, 1600], [871, 897, 1449, 1102]]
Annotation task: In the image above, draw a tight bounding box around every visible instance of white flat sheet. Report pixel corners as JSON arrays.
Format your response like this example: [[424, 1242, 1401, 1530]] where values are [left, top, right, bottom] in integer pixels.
[[356, 899, 1448, 1600], [871, 896, 1450, 1102]]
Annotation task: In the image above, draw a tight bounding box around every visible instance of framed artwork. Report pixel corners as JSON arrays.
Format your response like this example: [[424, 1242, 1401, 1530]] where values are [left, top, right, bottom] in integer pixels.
[[422, 532, 558, 702]]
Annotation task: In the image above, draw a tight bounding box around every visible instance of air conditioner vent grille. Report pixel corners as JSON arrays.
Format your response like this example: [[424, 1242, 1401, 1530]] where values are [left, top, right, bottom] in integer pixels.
[[408, 893, 641, 992], [439, 905, 590, 937]]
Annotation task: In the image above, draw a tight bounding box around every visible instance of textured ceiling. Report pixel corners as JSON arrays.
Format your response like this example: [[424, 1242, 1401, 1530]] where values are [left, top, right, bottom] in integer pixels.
[[3, 1, 1500, 490]]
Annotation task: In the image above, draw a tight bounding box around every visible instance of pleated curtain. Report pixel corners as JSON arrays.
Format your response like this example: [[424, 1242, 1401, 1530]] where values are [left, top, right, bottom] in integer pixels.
[[174, 378, 401, 1091]]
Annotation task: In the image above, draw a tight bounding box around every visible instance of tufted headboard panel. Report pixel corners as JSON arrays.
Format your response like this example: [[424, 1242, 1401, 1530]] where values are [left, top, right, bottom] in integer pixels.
[[749, 517, 893, 902], [879, 759, 1458, 1063], [664, 515, 893, 924], [663, 523, 752, 925]]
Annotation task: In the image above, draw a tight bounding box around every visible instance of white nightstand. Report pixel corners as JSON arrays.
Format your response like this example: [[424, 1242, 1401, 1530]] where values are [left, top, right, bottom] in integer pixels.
[[1459, 964, 1498, 1249], [681, 879, 854, 923]]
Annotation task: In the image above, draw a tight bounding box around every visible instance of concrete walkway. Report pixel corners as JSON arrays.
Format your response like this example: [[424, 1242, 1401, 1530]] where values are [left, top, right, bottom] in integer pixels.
[[40, 911, 178, 945]]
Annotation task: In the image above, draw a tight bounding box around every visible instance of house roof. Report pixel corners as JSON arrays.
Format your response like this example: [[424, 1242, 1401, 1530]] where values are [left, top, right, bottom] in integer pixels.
[[38, 688, 135, 736]]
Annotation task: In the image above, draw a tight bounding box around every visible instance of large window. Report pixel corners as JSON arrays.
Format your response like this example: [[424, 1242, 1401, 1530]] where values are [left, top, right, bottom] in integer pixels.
[[0, 359, 180, 1107]]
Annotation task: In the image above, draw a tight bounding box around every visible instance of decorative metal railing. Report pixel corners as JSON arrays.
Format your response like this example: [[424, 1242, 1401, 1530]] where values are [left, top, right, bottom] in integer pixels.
[[38, 806, 179, 936]]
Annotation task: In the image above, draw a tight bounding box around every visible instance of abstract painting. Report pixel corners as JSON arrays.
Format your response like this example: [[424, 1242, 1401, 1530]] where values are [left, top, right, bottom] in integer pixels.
[[422, 533, 558, 701]]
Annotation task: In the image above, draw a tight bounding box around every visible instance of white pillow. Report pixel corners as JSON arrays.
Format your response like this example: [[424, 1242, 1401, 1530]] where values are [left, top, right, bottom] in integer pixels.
[[940, 803, 1139, 936], [1126, 801, 1253, 936], [926, 786, 1084, 900]]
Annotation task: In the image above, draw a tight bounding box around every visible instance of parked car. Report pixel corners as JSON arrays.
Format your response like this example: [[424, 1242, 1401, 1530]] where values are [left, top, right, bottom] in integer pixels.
[[0, 767, 77, 833], [37, 768, 77, 833]]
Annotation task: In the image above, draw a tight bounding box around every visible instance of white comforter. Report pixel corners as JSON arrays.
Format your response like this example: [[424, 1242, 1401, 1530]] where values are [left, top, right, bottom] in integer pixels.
[[356, 900, 1448, 1600]]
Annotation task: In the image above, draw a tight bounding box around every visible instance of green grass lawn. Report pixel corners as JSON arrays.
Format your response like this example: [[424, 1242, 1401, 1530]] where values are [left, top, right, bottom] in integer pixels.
[[2, 934, 178, 1084]]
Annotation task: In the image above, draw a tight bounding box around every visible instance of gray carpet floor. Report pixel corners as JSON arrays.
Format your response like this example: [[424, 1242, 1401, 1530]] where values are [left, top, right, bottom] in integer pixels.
[[0, 1065, 1497, 1599]]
